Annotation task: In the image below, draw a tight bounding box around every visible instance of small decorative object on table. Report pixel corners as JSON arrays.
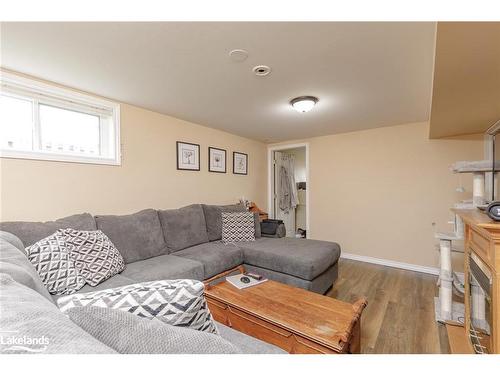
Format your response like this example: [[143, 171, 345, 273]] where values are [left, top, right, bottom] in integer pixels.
[[238, 197, 250, 209]]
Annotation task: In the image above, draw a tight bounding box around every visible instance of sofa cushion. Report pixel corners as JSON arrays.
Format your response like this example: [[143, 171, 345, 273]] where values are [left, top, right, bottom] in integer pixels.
[[202, 204, 247, 241], [238, 237, 341, 281], [68, 306, 239, 354], [0, 273, 115, 354], [58, 279, 219, 334], [0, 232, 53, 302], [121, 254, 204, 282], [95, 209, 167, 264], [0, 213, 96, 248], [215, 322, 286, 354], [158, 204, 209, 252], [25, 231, 86, 295], [174, 241, 243, 279]]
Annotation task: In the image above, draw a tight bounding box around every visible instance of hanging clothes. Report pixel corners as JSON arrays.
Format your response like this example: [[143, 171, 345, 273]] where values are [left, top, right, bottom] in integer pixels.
[[278, 165, 291, 213], [274, 152, 299, 237], [278, 160, 298, 213]]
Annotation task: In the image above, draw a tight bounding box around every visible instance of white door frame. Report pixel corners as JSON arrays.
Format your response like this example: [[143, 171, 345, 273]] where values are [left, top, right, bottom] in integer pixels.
[[267, 142, 310, 238]]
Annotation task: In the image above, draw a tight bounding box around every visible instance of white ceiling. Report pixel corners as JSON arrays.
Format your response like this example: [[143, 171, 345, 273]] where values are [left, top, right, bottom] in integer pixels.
[[0, 22, 436, 143]]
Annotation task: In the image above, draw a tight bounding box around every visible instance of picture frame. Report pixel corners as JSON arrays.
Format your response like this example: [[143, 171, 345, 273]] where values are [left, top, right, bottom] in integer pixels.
[[208, 147, 226, 173], [233, 151, 248, 175], [176, 141, 200, 171]]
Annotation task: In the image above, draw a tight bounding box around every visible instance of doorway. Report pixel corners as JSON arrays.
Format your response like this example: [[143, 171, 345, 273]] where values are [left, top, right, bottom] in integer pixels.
[[268, 143, 309, 239]]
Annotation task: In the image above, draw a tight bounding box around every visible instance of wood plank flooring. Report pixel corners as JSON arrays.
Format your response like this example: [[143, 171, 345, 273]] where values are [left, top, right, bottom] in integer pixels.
[[327, 258, 454, 353]]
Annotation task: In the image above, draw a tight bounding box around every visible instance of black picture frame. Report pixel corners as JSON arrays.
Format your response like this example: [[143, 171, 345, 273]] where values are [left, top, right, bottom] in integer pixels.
[[233, 151, 248, 175], [176, 141, 200, 171], [208, 147, 227, 173]]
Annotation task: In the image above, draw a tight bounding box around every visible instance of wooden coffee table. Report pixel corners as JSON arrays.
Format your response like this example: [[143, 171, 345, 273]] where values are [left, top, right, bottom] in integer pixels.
[[204, 267, 367, 354]]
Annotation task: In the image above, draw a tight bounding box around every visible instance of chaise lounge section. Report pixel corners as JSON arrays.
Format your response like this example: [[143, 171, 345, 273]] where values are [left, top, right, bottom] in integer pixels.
[[241, 237, 340, 293]]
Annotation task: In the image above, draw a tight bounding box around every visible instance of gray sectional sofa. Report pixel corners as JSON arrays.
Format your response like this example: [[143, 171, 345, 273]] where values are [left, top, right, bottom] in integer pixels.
[[0, 203, 341, 354], [1, 204, 341, 294]]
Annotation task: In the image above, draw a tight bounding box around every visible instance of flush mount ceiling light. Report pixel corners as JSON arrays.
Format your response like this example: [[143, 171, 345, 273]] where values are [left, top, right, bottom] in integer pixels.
[[290, 96, 319, 113]]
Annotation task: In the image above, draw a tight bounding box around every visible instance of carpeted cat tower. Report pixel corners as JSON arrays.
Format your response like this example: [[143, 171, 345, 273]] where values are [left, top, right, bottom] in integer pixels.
[[434, 161, 490, 323]]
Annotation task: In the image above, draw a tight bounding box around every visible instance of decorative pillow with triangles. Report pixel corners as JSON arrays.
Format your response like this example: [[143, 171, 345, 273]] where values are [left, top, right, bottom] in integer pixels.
[[57, 279, 218, 334], [25, 232, 86, 295]]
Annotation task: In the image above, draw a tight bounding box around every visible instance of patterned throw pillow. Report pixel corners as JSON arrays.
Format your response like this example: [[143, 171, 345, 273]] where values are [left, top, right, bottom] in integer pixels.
[[221, 212, 256, 244], [57, 279, 219, 334], [25, 232, 86, 295], [59, 229, 125, 287]]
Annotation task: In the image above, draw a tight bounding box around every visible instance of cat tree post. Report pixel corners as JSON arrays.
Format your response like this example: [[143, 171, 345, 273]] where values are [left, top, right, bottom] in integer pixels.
[[438, 238, 453, 321], [472, 172, 485, 206]]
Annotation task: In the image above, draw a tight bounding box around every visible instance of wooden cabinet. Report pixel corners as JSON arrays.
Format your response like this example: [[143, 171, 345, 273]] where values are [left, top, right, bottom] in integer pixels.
[[452, 209, 500, 354]]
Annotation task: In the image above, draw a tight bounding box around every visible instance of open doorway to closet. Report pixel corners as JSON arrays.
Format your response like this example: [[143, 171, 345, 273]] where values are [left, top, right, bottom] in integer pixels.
[[268, 143, 309, 239]]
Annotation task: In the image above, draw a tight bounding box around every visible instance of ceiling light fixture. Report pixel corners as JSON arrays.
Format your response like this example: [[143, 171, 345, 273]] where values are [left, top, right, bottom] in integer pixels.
[[290, 96, 319, 113]]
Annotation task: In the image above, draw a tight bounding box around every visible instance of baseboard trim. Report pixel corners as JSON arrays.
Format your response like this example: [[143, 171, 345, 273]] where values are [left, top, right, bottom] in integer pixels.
[[340, 252, 440, 276]]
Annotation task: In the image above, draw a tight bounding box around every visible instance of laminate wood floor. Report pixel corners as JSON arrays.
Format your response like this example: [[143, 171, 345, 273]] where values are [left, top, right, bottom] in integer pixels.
[[328, 258, 455, 354]]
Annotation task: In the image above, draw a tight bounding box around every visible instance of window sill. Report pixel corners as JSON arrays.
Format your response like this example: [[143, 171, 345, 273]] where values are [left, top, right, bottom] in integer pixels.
[[0, 149, 121, 166]]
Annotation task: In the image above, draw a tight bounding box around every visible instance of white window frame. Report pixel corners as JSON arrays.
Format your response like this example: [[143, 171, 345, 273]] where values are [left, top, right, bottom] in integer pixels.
[[0, 72, 121, 166]]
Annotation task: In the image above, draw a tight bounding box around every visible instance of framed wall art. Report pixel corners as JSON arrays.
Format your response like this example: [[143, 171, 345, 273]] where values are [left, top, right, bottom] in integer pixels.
[[176, 141, 200, 171], [233, 151, 248, 175], [208, 147, 226, 173]]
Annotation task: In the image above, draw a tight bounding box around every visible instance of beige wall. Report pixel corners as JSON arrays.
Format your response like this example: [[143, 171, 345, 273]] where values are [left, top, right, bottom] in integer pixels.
[[271, 121, 483, 270], [0, 101, 267, 222]]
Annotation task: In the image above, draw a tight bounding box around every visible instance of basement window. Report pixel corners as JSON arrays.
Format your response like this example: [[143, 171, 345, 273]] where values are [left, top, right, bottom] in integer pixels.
[[0, 72, 121, 165]]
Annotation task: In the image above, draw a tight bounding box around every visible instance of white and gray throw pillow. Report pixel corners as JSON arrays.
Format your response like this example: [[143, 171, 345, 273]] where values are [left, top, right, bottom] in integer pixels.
[[57, 279, 219, 334], [221, 211, 256, 244], [25, 232, 86, 295], [59, 229, 125, 287]]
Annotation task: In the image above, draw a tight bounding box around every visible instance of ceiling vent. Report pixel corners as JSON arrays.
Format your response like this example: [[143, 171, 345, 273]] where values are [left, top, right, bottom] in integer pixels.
[[253, 65, 271, 77], [229, 49, 248, 62]]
